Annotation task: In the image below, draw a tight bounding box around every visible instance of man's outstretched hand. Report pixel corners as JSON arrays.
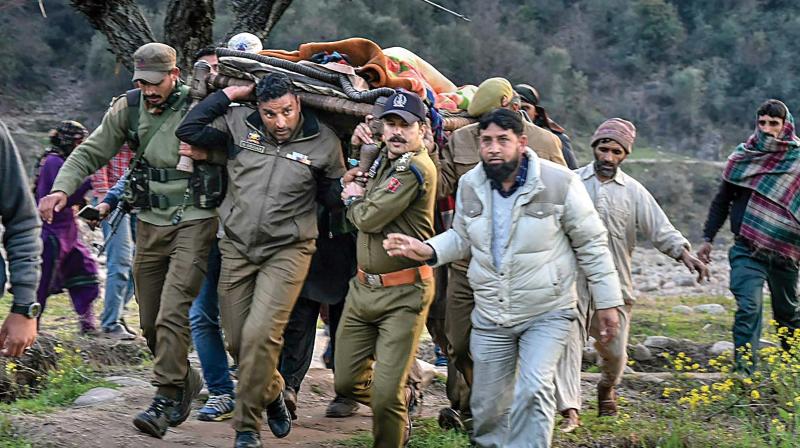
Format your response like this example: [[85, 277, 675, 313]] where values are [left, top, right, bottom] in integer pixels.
[[383, 233, 434, 262]]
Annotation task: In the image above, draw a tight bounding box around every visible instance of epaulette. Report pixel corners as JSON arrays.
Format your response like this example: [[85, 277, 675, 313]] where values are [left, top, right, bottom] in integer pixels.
[[108, 93, 126, 108], [395, 151, 414, 172]]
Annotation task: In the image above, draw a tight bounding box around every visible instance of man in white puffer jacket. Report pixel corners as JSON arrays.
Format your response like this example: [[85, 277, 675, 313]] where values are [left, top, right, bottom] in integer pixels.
[[383, 108, 624, 448]]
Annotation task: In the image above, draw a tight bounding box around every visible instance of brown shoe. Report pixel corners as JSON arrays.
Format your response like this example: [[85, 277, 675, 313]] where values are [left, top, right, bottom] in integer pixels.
[[597, 384, 618, 416], [284, 387, 298, 420], [559, 408, 581, 433]]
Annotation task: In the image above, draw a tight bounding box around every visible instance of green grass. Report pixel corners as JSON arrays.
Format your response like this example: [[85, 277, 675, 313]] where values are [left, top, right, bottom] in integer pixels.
[[554, 396, 763, 447], [0, 416, 32, 448], [336, 418, 470, 447], [38, 292, 141, 340], [631, 295, 775, 344], [1, 350, 114, 414]]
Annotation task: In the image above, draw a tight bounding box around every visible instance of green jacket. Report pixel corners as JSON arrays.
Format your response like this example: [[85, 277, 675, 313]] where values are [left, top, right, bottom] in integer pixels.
[[175, 91, 346, 264], [348, 147, 437, 274], [52, 85, 217, 226]]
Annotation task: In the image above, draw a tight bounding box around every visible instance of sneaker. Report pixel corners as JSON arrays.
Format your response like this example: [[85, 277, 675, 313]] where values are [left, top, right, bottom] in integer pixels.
[[133, 395, 175, 438], [265, 391, 292, 438], [284, 387, 298, 420], [102, 326, 137, 341], [168, 367, 204, 427], [197, 393, 234, 422], [434, 344, 448, 367], [234, 430, 262, 448], [325, 395, 359, 418], [120, 318, 139, 337]]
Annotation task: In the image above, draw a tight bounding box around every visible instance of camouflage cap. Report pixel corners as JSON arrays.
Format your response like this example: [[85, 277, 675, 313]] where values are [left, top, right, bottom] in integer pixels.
[[132, 43, 177, 84]]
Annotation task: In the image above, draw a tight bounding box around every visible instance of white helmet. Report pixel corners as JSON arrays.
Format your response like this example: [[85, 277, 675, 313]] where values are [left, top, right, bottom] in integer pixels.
[[227, 32, 263, 53]]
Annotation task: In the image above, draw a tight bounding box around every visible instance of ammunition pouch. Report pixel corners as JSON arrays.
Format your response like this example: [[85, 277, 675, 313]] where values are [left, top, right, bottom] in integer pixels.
[[125, 164, 194, 210], [190, 162, 227, 209]]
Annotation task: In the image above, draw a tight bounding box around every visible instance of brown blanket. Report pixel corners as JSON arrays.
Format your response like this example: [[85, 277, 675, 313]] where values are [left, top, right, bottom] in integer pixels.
[[259, 37, 418, 94]]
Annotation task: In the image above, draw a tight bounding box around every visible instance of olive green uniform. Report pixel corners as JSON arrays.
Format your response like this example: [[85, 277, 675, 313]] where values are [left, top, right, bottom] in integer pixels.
[[334, 147, 437, 448], [51, 85, 218, 399], [175, 90, 346, 433]]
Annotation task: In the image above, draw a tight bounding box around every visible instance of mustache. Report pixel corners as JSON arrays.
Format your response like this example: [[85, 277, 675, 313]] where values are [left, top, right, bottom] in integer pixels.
[[144, 95, 162, 101], [388, 136, 407, 144]]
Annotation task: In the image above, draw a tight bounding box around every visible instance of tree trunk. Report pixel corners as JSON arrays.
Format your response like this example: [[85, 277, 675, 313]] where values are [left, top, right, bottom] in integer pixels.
[[225, 0, 293, 42], [164, 0, 215, 72], [70, 0, 293, 73], [69, 0, 155, 72]]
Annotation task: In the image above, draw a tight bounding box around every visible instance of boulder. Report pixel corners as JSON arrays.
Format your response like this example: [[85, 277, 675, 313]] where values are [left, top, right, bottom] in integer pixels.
[[672, 305, 693, 315], [631, 343, 653, 361], [643, 336, 678, 349], [73, 387, 121, 407], [708, 341, 734, 356], [693, 304, 725, 315]]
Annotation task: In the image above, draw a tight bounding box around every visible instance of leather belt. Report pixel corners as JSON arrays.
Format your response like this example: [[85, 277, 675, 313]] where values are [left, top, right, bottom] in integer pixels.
[[357, 265, 433, 288]]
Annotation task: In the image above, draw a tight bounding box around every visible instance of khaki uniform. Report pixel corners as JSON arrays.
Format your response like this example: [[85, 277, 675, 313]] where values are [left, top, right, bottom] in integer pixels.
[[433, 118, 566, 417], [52, 86, 217, 398], [334, 147, 437, 448], [175, 91, 345, 432]]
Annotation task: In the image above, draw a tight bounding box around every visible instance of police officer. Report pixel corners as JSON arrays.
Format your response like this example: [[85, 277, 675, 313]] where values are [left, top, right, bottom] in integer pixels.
[[176, 72, 346, 448], [38, 43, 219, 439], [335, 90, 438, 448]]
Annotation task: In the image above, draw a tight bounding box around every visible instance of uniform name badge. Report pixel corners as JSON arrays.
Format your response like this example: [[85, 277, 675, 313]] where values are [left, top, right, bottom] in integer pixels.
[[240, 131, 266, 154]]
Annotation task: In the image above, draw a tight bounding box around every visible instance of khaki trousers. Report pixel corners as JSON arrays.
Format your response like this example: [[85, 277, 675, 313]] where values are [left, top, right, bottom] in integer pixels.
[[334, 276, 435, 448], [554, 304, 632, 412], [218, 238, 315, 432], [134, 217, 217, 398], [444, 266, 473, 414]]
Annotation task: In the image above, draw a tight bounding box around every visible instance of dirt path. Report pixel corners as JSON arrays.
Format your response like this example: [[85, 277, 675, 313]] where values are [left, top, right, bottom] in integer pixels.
[[13, 366, 450, 448]]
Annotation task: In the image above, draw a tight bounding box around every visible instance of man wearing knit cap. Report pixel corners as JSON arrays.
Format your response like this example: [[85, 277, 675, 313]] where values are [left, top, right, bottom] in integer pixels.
[[554, 118, 708, 430], [432, 78, 567, 433]]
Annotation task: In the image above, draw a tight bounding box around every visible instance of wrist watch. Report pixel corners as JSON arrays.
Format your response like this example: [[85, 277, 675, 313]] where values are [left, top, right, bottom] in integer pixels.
[[10, 302, 41, 319]]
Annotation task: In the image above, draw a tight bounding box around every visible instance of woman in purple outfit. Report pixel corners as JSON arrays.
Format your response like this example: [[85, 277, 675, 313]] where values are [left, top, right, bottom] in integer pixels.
[[34, 120, 100, 334]]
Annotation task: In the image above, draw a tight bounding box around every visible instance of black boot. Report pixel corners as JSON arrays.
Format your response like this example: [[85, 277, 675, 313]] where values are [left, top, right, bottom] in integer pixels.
[[133, 395, 175, 438], [169, 367, 204, 427], [234, 430, 262, 448], [266, 391, 292, 438]]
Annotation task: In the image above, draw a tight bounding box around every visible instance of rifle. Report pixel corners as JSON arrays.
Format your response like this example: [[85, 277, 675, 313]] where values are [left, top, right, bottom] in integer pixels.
[[93, 200, 132, 256]]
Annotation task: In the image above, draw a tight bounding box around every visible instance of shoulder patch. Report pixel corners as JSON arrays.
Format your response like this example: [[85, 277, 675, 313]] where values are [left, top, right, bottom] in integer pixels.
[[386, 176, 403, 193]]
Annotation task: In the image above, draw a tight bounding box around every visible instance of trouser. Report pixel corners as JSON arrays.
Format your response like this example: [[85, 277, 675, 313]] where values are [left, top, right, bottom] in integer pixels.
[[189, 238, 234, 396], [279, 296, 345, 392], [95, 197, 135, 332], [218, 237, 315, 432], [729, 240, 800, 372], [444, 266, 473, 414], [554, 304, 631, 412], [334, 276, 435, 448], [471, 308, 576, 448], [133, 217, 216, 399], [37, 231, 100, 332]]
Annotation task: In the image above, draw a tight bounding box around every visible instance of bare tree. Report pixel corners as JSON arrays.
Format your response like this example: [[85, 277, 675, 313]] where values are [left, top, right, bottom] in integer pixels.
[[225, 0, 293, 41], [69, 0, 293, 73]]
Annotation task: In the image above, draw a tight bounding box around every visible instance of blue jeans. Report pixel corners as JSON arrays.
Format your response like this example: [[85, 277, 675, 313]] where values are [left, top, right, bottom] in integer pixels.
[[729, 240, 800, 372], [190, 239, 234, 396], [94, 198, 135, 332]]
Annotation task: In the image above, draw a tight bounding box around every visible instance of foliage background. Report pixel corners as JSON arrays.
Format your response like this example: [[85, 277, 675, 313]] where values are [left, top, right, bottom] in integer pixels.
[[2, 0, 796, 157]]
